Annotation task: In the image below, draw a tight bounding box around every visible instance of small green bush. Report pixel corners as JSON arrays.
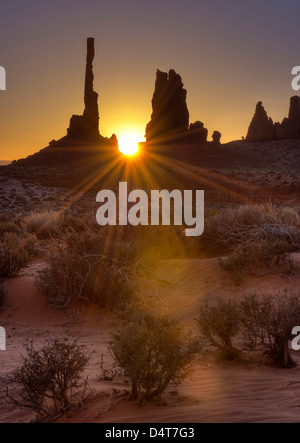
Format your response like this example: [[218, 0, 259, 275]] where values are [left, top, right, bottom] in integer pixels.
[[110, 310, 198, 401]]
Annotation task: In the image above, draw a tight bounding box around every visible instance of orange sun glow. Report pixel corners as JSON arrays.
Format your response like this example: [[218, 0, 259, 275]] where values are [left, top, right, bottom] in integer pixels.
[[118, 134, 142, 156]]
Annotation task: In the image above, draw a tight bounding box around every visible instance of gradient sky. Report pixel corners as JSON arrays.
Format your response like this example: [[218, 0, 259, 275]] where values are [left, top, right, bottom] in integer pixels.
[[0, 0, 300, 160]]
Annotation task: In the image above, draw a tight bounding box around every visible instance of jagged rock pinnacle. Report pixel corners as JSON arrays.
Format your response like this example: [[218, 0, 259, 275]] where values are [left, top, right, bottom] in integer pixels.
[[145, 69, 190, 143], [67, 38, 100, 141], [83, 38, 99, 135]]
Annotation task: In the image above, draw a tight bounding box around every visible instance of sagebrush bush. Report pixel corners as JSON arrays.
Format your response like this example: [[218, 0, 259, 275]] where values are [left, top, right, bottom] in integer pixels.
[[110, 309, 198, 401], [279, 207, 300, 226], [11, 339, 89, 418], [219, 238, 294, 284], [200, 203, 300, 255], [0, 232, 36, 278], [240, 289, 300, 368], [37, 228, 143, 309], [198, 299, 241, 359], [22, 210, 61, 239], [198, 290, 300, 368], [0, 221, 21, 238], [56, 214, 92, 235], [237, 291, 268, 350]]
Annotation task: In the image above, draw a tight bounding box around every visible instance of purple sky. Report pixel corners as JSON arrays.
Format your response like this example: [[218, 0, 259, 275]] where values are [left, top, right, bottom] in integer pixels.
[[0, 0, 300, 159]]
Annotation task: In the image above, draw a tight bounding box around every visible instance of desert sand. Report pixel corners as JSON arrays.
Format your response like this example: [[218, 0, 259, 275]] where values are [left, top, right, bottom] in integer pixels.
[[1, 251, 300, 423], [0, 140, 299, 423]]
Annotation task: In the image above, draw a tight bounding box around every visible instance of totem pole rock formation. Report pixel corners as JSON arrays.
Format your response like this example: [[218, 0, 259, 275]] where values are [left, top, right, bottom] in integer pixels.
[[48, 37, 116, 147], [246, 101, 275, 143], [15, 38, 117, 168], [67, 38, 100, 141], [145, 69, 190, 143]]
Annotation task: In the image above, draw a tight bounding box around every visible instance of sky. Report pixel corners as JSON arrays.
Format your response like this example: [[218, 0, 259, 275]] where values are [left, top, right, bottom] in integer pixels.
[[0, 0, 300, 160]]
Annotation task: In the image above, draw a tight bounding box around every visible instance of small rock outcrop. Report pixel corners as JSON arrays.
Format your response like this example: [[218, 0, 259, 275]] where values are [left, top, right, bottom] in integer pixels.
[[246, 96, 300, 142], [275, 96, 300, 139], [246, 101, 275, 143], [145, 69, 190, 143], [212, 131, 222, 145], [189, 121, 208, 144]]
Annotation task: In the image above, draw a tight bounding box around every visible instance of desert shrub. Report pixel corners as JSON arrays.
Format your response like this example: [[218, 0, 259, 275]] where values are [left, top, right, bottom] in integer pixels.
[[37, 228, 142, 309], [100, 354, 123, 382], [110, 310, 198, 401], [11, 339, 90, 418], [0, 232, 36, 278], [198, 299, 241, 359], [0, 213, 13, 223], [279, 207, 300, 226], [240, 289, 300, 368], [0, 221, 21, 238], [238, 291, 267, 350], [219, 238, 294, 284], [22, 210, 61, 239], [56, 214, 92, 235], [200, 203, 300, 255]]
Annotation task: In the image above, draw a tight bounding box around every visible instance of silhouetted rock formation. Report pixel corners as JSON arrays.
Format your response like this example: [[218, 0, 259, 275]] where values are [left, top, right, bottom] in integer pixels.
[[246, 101, 275, 143], [189, 121, 208, 144], [48, 37, 116, 147], [246, 96, 300, 143], [212, 131, 222, 145], [145, 69, 222, 148], [275, 96, 300, 140], [14, 38, 118, 169], [67, 38, 100, 141], [145, 69, 190, 143]]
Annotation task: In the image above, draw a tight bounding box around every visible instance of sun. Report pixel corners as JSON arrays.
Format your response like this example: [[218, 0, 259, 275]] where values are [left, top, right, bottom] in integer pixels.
[[118, 134, 141, 156]]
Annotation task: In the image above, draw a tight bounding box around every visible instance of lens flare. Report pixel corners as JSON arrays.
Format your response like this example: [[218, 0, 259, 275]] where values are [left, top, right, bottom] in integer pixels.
[[118, 134, 141, 156]]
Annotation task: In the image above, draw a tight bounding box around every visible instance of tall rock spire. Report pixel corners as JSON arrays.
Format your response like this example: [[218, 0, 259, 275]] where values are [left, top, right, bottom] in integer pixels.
[[15, 38, 118, 168], [246, 101, 275, 143], [83, 37, 99, 136], [145, 69, 190, 143], [66, 38, 100, 141]]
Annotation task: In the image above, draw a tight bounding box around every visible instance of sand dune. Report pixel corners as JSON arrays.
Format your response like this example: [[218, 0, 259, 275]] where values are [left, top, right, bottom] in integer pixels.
[[1, 255, 300, 423]]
